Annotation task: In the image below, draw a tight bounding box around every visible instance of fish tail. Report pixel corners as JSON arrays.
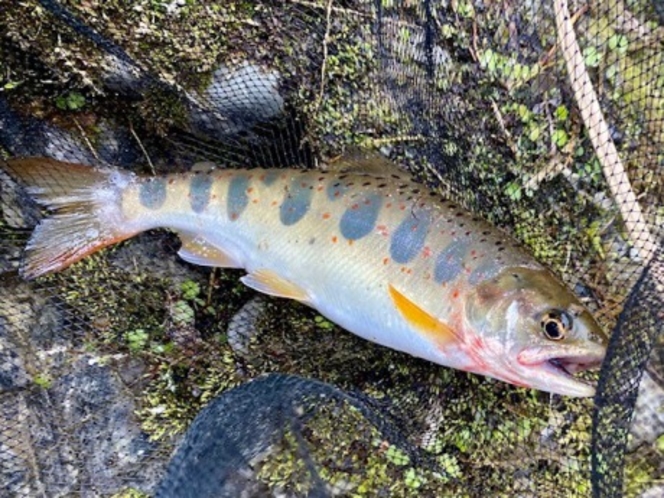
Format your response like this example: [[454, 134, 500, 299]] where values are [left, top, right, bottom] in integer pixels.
[[1, 157, 137, 279]]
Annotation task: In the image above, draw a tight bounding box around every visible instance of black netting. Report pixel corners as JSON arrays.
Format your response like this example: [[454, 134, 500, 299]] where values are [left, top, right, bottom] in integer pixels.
[[0, 1, 662, 497]]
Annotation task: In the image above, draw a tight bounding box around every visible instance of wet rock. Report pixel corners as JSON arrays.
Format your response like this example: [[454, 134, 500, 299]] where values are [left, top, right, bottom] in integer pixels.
[[0, 279, 169, 497], [227, 295, 269, 358], [188, 62, 284, 139]]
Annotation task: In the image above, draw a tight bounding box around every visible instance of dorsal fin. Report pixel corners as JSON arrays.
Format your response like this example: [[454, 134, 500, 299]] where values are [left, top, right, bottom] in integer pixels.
[[325, 148, 405, 177]]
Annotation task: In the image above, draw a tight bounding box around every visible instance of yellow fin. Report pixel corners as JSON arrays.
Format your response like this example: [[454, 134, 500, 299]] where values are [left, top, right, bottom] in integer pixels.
[[241, 269, 311, 304], [177, 234, 242, 268], [388, 284, 459, 346], [326, 148, 404, 176]]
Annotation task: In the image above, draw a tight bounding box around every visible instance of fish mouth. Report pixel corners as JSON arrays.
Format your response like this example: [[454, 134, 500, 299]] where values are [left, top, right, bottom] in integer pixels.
[[517, 345, 606, 397]]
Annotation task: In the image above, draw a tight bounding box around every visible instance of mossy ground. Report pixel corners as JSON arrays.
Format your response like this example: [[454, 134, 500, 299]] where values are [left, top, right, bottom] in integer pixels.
[[0, 0, 661, 495]]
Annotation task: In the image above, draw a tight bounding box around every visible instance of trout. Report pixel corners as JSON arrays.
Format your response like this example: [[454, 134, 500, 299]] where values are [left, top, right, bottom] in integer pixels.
[[0, 157, 608, 396]]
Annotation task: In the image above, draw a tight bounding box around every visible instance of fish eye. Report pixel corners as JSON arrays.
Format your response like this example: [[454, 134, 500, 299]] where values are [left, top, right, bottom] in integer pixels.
[[540, 309, 572, 341]]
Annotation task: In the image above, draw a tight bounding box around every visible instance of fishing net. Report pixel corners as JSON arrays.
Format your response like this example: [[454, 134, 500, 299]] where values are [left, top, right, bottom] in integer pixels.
[[0, 0, 662, 496]]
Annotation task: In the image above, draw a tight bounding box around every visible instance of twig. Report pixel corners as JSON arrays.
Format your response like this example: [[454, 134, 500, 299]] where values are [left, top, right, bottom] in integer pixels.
[[289, 0, 369, 19], [524, 152, 573, 192], [129, 122, 156, 176], [315, 0, 334, 112], [490, 99, 518, 157], [554, 0, 663, 285], [73, 118, 100, 161]]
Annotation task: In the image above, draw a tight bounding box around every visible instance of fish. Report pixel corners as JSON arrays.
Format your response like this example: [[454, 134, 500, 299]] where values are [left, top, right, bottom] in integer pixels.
[[0, 156, 609, 396]]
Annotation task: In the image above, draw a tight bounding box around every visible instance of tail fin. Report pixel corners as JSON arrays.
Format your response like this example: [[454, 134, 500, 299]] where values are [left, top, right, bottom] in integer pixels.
[[0, 157, 137, 279]]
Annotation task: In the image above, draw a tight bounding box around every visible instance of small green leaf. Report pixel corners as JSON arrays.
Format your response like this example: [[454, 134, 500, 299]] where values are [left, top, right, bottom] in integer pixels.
[[555, 105, 569, 122], [125, 329, 150, 352], [608, 34, 628, 54], [528, 125, 542, 142], [553, 129, 569, 148], [55, 91, 86, 111], [504, 181, 522, 201], [583, 46, 602, 68], [180, 280, 201, 301], [3, 80, 22, 90]]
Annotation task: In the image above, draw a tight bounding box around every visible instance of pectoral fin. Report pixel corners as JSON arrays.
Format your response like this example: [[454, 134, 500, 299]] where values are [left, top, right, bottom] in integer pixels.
[[388, 284, 460, 346], [177, 234, 242, 268], [241, 269, 311, 304]]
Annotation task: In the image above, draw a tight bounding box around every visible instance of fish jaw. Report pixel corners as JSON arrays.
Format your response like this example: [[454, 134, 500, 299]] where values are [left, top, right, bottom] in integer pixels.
[[516, 343, 606, 397]]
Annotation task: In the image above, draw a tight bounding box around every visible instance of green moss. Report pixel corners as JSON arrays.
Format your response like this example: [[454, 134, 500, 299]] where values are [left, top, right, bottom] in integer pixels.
[[33, 373, 53, 389]]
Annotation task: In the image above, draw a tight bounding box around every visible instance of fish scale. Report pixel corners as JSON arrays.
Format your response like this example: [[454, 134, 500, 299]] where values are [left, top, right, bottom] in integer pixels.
[[0, 157, 608, 396]]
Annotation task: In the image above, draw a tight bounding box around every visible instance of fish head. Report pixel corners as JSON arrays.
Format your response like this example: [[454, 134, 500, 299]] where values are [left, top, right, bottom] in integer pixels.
[[465, 267, 609, 397]]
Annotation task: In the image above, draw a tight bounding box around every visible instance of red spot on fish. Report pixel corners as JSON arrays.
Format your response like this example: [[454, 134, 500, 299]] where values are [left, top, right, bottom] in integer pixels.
[[452, 290, 460, 299], [230, 213, 238, 220], [383, 257, 389, 265], [247, 187, 254, 194], [450, 231, 456, 236], [422, 246, 432, 258], [411, 224, 418, 232], [376, 225, 389, 236], [212, 194, 217, 200], [351, 203, 359, 210], [301, 182, 307, 188], [424, 272, 431, 280], [252, 199, 259, 204], [399, 204, 406, 211], [317, 185, 324, 192], [334, 191, 340, 198], [271, 200, 278, 206], [259, 174, 266, 182], [364, 199, 372, 205], [322, 212, 331, 219], [332, 236, 338, 243], [168, 178, 175, 185], [386, 202, 392, 208], [348, 240, 354, 246], [471, 250, 476, 256]]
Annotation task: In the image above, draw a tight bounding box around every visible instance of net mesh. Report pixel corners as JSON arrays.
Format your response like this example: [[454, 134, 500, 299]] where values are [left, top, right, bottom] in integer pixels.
[[0, 0, 662, 496]]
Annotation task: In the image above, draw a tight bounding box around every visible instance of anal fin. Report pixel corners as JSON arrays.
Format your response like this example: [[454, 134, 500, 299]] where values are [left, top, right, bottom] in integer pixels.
[[241, 269, 311, 304], [177, 234, 242, 268]]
